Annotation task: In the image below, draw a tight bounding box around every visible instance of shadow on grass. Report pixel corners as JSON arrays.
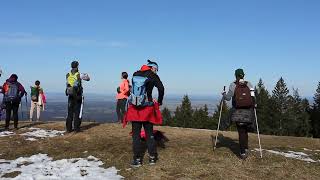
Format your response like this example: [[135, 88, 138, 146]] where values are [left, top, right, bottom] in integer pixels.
[[0, 122, 47, 131], [211, 134, 240, 158], [80, 123, 101, 131], [18, 122, 47, 129]]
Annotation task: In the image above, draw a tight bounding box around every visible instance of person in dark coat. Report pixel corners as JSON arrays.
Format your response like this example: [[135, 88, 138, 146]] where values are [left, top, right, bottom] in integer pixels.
[[125, 59, 165, 167], [1, 74, 26, 130]]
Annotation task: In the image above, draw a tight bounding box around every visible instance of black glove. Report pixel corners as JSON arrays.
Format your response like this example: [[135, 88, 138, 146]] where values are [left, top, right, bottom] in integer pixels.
[[117, 87, 121, 94]]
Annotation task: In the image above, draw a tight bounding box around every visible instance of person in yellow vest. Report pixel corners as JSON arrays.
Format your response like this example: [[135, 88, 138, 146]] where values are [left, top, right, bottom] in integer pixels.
[[65, 61, 90, 133]]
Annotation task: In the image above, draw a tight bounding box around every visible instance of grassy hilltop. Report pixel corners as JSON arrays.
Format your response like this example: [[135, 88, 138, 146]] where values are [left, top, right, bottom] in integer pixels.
[[0, 122, 319, 180]]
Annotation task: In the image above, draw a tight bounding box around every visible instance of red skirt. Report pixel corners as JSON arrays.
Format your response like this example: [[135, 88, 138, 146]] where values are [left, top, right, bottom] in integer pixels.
[[123, 102, 163, 128]]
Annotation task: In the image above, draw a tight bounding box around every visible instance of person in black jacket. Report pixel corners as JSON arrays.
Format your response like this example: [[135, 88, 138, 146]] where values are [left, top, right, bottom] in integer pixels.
[[2, 74, 26, 130], [130, 59, 165, 167], [65, 61, 90, 133]]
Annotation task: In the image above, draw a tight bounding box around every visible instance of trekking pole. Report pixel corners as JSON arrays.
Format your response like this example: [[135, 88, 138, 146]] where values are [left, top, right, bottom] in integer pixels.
[[214, 86, 226, 151], [20, 103, 24, 120], [79, 95, 84, 119], [254, 107, 263, 158], [25, 95, 29, 114]]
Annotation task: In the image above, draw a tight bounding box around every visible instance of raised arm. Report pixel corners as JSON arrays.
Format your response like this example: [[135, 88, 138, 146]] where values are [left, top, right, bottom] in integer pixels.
[[223, 83, 236, 101]]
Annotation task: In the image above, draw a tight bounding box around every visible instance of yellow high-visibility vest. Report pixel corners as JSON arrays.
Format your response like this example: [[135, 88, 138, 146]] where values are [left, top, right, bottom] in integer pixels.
[[67, 72, 80, 87]]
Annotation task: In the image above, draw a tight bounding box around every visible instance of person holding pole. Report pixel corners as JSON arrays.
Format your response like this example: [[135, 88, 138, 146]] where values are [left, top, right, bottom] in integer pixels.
[[65, 61, 90, 133], [221, 69, 262, 159]]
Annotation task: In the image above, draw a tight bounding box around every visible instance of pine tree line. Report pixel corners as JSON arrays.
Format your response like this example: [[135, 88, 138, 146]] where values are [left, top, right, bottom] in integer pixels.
[[162, 78, 320, 138]]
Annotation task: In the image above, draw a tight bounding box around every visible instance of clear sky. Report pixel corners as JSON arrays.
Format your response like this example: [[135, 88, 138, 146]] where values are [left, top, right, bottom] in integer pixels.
[[0, 0, 319, 97]]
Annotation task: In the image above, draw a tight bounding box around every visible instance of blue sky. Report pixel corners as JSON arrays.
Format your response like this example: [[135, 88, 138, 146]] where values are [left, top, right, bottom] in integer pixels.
[[0, 0, 319, 97]]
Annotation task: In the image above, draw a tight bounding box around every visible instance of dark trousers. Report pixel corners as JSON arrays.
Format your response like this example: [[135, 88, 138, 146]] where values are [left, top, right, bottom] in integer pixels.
[[132, 121, 157, 160], [116, 99, 127, 123], [66, 97, 82, 132], [237, 123, 249, 154], [5, 101, 20, 129]]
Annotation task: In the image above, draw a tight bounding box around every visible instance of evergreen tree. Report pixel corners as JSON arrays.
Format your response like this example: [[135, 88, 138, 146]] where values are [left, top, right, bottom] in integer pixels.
[[192, 105, 210, 129], [298, 98, 311, 137], [174, 95, 193, 128], [271, 77, 289, 135], [270, 83, 310, 137], [311, 82, 320, 138], [162, 107, 172, 126], [255, 79, 273, 134], [212, 100, 230, 130], [314, 82, 320, 107], [290, 89, 311, 136]]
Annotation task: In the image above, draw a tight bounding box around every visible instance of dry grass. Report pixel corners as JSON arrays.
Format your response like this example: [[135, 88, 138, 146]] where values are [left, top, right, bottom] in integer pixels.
[[0, 121, 319, 180]]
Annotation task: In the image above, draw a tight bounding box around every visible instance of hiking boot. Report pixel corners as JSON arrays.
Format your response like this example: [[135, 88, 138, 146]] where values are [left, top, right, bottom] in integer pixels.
[[131, 158, 142, 168], [240, 149, 249, 160], [74, 129, 82, 133], [240, 153, 248, 160], [66, 130, 74, 134], [149, 156, 158, 165]]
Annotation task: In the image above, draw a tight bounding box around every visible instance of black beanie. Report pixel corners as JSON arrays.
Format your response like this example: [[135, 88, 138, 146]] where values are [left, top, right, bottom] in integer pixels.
[[71, 61, 79, 68], [10, 74, 18, 80]]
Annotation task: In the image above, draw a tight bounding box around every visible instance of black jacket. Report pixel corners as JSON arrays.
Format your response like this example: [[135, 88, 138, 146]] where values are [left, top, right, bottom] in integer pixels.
[[133, 69, 164, 105]]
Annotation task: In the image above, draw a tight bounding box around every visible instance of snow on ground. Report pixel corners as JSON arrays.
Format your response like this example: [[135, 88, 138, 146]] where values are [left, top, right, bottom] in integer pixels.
[[303, 148, 320, 152], [0, 128, 64, 141], [303, 148, 313, 151], [25, 138, 37, 142], [0, 131, 15, 137], [255, 148, 319, 163], [0, 154, 123, 180], [21, 128, 65, 139]]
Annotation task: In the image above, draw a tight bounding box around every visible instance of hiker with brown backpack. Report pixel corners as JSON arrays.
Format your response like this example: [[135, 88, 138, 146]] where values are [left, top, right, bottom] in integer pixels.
[[222, 69, 257, 159]]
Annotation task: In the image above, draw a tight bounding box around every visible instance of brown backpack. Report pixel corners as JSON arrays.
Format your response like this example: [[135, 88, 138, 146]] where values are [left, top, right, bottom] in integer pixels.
[[234, 82, 253, 109]]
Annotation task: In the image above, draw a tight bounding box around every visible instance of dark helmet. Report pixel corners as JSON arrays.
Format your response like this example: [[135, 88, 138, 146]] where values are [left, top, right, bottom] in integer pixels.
[[71, 61, 79, 68]]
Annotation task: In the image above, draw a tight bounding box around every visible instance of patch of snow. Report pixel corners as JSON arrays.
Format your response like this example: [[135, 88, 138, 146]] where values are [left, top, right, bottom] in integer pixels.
[[0, 154, 123, 180], [25, 138, 37, 142], [303, 148, 312, 151], [255, 148, 318, 163], [303, 148, 320, 152], [21, 128, 65, 139], [0, 131, 15, 137]]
